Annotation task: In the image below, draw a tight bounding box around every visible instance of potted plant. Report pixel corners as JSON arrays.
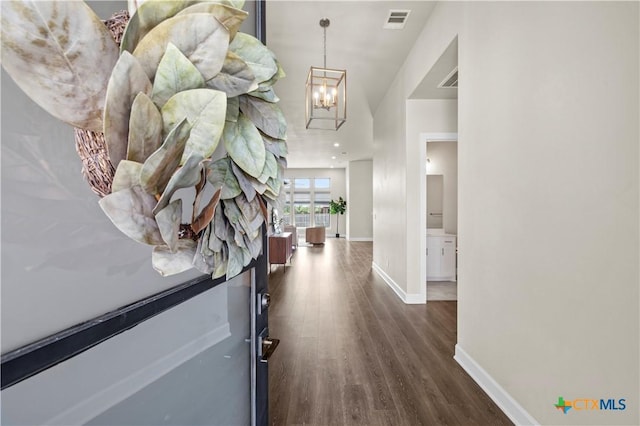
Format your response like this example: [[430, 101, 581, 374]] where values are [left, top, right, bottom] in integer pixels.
[[329, 197, 346, 238]]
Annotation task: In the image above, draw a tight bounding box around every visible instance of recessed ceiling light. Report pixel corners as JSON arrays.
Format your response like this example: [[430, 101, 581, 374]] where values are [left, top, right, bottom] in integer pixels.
[[333, 143, 340, 147], [331, 156, 336, 160], [330, 165, 334, 168]]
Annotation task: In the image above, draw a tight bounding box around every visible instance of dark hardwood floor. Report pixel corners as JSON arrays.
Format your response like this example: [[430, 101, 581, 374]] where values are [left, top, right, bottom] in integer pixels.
[[268, 239, 512, 426]]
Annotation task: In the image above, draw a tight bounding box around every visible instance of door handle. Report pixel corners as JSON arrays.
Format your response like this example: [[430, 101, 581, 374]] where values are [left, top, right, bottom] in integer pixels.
[[260, 337, 280, 363], [258, 292, 270, 315]]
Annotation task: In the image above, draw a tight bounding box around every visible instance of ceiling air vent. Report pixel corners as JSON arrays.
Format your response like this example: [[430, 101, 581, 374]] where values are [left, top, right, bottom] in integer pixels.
[[438, 67, 458, 88], [383, 10, 411, 30]]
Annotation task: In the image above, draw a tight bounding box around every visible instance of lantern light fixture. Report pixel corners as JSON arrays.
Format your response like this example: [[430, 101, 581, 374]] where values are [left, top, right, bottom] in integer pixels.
[[305, 18, 347, 130]]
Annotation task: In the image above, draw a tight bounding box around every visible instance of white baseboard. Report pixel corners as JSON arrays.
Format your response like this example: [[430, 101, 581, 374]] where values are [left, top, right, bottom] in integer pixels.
[[347, 237, 373, 242], [372, 262, 426, 304], [454, 345, 539, 426]]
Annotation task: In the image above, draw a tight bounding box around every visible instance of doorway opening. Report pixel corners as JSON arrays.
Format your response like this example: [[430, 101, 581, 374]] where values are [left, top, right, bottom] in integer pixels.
[[425, 139, 458, 300]]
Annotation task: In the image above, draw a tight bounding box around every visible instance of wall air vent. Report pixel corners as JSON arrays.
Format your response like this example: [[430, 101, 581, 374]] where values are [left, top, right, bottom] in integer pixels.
[[438, 67, 458, 88], [383, 10, 411, 30]]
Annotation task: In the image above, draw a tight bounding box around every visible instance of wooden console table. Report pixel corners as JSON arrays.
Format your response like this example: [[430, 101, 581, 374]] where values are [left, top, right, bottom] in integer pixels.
[[268, 232, 293, 269]]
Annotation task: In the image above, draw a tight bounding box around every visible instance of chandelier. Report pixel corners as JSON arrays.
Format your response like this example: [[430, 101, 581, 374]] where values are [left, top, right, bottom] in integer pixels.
[[305, 18, 347, 130]]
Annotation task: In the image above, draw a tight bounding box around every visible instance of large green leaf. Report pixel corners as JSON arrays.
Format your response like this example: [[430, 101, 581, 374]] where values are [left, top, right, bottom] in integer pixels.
[[104, 52, 152, 168], [132, 13, 229, 81], [236, 193, 261, 223], [121, 0, 198, 54], [0, 1, 119, 131], [192, 189, 221, 234], [231, 160, 256, 202], [229, 33, 277, 84], [206, 157, 242, 199], [257, 151, 278, 184], [193, 236, 215, 274], [98, 185, 164, 245], [212, 244, 228, 279], [140, 119, 191, 195], [263, 133, 288, 158], [248, 87, 279, 103], [226, 96, 240, 122], [155, 199, 182, 252], [226, 239, 243, 279], [127, 92, 164, 163], [154, 154, 204, 214], [239, 95, 287, 140], [206, 51, 257, 97], [257, 59, 286, 90], [176, 3, 248, 40], [162, 88, 227, 163], [112, 160, 143, 193], [152, 239, 197, 276], [223, 114, 265, 178], [151, 43, 205, 108]]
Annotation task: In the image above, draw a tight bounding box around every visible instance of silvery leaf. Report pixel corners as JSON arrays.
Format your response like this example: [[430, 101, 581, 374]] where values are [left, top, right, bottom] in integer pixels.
[[154, 154, 204, 214], [223, 114, 265, 178], [257, 59, 286, 90], [176, 3, 248, 40], [162, 88, 227, 163], [200, 223, 213, 256], [132, 13, 229, 81], [214, 204, 229, 241], [151, 43, 205, 108], [226, 239, 243, 279], [257, 195, 269, 221], [121, 0, 198, 54], [127, 92, 163, 163], [0, 1, 119, 131], [243, 231, 262, 259], [229, 33, 277, 84], [98, 185, 164, 245], [208, 224, 224, 252], [263, 134, 288, 158], [140, 118, 191, 195], [206, 51, 257, 97], [248, 87, 279, 103], [192, 189, 221, 234], [206, 157, 242, 199], [152, 239, 197, 276], [239, 95, 287, 140], [236, 193, 261, 223], [104, 52, 152, 168], [212, 243, 228, 279], [231, 160, 256, 202], [226, 96, 240, 122], [193, 238, 215, 274], [155, 199, 182, 252], [112, 160, 143, 193], [257, 151, 278, 184]]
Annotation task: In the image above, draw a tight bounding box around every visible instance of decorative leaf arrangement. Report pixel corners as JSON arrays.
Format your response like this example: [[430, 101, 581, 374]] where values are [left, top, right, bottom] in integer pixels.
[[0, 0, 287, 279]]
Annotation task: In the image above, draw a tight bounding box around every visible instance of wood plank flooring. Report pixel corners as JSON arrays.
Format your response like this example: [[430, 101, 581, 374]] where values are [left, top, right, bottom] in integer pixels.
[[268, 239, 512, 426]]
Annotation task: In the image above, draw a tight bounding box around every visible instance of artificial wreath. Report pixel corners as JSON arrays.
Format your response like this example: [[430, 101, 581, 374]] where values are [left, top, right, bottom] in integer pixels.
[[1, 0, 288, 279]]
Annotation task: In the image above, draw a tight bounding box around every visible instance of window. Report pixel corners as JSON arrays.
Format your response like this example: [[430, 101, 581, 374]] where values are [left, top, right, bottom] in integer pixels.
[[282, 177, 333, 229]]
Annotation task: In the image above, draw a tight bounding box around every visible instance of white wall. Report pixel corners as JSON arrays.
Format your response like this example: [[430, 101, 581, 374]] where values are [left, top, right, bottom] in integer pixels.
[[374, 1, 639, 425], [426, 141, 457, 234], [284, 168, 346, 236], [346, 160, 373, 241]]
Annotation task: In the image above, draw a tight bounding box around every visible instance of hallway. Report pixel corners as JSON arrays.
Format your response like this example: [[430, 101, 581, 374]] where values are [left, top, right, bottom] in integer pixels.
[[268, 239, 511, 425]]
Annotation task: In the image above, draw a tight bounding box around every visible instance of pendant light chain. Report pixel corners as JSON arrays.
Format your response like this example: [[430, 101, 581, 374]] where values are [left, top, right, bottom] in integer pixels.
[[323, 22, 327, 69]]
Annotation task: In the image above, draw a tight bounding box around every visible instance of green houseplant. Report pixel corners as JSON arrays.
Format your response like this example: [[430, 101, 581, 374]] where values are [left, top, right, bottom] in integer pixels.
[[329, 197, 346, 238]]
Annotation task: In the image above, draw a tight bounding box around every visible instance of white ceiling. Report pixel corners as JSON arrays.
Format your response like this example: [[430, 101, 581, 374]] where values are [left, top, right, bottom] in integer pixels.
[[265, 1, 438, 169]]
